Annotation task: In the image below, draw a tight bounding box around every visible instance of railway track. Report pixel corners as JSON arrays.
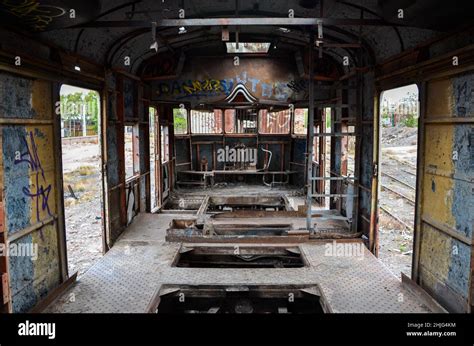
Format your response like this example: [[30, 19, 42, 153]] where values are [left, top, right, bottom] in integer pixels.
[[346, 156, 417, 230]]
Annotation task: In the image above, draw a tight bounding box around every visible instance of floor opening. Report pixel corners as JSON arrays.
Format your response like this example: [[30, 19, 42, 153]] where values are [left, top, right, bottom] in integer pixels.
[[162, 196, 204, 211], [378, 84, 419, 278], [206, 196, 288, 212], [174, 246, 305, 268], [152, 285, 325, 314], [60, 84, 103, 276]]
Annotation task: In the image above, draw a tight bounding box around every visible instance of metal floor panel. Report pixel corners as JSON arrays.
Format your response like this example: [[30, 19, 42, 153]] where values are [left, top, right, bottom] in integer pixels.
[[45, 213, 432, 313]]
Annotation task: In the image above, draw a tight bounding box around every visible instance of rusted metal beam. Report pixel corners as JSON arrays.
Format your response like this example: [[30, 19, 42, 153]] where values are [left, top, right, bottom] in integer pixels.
[[78, 18, 397, 28]]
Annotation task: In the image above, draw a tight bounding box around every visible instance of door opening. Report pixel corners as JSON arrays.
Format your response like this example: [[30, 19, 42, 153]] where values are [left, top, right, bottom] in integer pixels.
[[149, 107, 158, 210], [59, 85, 104, 276], [378, 84, 419, 278]]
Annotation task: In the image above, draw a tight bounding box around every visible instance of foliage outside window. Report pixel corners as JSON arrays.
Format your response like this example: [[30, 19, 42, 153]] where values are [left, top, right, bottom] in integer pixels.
[[60, 90, 100, 137], [173, 108, 188, 135]]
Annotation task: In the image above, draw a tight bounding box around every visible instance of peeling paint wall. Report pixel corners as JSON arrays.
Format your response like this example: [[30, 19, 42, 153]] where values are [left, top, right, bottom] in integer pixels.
[[418, 72, 474, 312], [0, 73, 61, 312]]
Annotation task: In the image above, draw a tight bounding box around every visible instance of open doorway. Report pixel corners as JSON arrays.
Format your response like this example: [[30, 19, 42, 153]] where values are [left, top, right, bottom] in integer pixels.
[[324, 108, 331, 209], [149, 107, 158, 210], [378, 84, 419, 278], [60, 85, 103, 276]]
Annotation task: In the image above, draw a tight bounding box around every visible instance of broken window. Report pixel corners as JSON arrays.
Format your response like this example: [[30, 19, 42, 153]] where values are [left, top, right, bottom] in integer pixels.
[[258, 109, 291, 134], [124, 125, 138, 180], [190, 109, 222, 134], [173, 108, 188, 135], [293, 108, 308, 135], [225, 109, 257, 134], [226, 42, 271, 53], [161, 125, 170, 163], [313, 125, 319, 161]]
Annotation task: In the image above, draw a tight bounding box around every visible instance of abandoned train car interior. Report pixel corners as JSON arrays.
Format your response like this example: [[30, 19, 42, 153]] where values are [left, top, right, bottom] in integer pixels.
[[0, 0, 473, 335]]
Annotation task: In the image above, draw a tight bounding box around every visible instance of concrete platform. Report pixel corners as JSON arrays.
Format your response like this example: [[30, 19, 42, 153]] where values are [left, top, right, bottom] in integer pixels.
[[45, 213, 435, 313]]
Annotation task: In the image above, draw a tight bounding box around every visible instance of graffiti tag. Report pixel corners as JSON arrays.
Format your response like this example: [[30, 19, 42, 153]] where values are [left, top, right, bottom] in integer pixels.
[[2, 0, 66, 31], [14, 131, 52, 222]]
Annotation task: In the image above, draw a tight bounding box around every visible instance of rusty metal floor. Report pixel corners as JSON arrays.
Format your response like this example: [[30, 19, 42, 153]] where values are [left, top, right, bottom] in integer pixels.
[[45, 213, 434, 313]]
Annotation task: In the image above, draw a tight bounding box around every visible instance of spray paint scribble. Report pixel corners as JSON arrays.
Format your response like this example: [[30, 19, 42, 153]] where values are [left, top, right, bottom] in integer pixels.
[[14, 131, 52, 221]]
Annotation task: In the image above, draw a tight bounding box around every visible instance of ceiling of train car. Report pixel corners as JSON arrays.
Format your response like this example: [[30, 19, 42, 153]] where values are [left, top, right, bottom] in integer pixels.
[[0, 0, 472, 74]]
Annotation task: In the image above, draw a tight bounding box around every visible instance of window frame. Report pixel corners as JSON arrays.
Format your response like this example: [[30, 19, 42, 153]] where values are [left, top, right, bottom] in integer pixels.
[[172, 107, 189, 135], [124, 123, 140, 181], [190, 109, 223, 134], [293, 108, 309, 136], [258, 109, 291, 135]]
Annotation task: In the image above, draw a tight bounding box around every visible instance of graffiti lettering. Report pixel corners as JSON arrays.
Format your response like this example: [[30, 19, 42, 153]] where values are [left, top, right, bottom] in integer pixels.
[[154, 76, 292, 101], [14, 131, 52, 221], [287, 79, 308, 93], [156, 79, 232, 99], [2, 0, 66, 31]]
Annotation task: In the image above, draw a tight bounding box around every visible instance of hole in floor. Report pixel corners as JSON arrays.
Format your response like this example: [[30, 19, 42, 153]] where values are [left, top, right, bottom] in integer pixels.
[[162, 197, 204, 211], [210, 223, 293, 236], [174, 246, 305, 268], [152, 285, 325, 314], [207, 196, 289, 212]]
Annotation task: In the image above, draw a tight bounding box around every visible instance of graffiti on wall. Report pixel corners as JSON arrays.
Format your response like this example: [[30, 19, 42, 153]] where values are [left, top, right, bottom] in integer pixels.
[[153, 72, 293, 101], [14, 130, 52, 222], [0, 0, 101, 31]]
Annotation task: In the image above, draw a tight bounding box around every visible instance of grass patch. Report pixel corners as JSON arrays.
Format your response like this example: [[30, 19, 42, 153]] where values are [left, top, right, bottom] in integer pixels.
[[77, 165, 95, 176], [74, 182, 86, 192]]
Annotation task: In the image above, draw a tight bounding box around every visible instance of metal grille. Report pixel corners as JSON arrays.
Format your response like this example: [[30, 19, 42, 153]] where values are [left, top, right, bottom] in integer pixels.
[[225, 109, 257, 133], [190, 109, 222, 134], [259, 109, 291, 134]]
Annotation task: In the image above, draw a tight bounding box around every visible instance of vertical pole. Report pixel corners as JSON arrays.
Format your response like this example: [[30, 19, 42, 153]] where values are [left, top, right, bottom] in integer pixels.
[[306, 30, 315, 231]]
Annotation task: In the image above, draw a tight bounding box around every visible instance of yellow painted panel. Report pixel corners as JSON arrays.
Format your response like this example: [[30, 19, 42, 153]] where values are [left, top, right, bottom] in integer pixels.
[[426, 79, 454, 118], [422, 121, 455, 227], [31, 80, 53, 120], [422, 174, 455, 228], [25, 125, 57, 223], [423, 124, 454, 176], [31, 224, 60, 290], [420, 223, 451, 282]]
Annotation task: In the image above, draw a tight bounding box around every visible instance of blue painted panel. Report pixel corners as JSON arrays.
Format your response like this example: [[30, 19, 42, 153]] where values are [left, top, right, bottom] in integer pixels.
[[2, 126, 31, 234]]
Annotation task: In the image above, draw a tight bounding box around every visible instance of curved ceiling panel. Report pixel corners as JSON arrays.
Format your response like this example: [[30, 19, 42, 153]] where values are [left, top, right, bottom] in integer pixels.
[[2, 0, 468, 72]]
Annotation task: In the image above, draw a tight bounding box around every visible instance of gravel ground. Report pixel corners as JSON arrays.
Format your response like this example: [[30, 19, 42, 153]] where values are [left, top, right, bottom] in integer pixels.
[[378, 125, 418, 278], [62, 141, 103, 277]]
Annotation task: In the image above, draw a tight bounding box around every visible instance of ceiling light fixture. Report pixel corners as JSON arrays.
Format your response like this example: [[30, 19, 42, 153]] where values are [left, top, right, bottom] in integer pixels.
[[178, 26, 187, 34]]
